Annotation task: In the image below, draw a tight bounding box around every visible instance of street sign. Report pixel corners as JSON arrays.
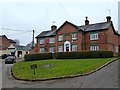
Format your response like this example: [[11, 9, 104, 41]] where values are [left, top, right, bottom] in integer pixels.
[[30, 64, 37, 75]]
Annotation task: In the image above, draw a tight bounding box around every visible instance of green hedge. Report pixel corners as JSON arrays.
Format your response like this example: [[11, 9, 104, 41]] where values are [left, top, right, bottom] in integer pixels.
[[24, 51, 113, 61], [55, 51, 113, 59], [24, 53, 52, 61]]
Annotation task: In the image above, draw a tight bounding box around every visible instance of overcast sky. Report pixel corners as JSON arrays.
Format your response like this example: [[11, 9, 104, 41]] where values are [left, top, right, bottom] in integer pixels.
[[0, 0, 119, 45]]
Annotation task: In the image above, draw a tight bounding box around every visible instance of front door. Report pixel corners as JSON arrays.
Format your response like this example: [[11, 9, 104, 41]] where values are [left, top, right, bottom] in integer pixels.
[[66, 44, 69, 51], [64, 41, 71, 52]]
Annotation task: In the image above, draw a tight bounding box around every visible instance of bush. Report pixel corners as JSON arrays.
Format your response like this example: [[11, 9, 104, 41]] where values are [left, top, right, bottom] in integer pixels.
[[24, 53, 52, 61], [55, 51, 113, 59]]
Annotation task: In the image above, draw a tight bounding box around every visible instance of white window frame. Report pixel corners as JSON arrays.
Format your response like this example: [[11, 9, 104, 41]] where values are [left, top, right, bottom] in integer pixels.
[[40, 39, 44, 44], [58, 35, 63, 41], [50, 37, 55, 43], [90, 33, 98, 40], [72, 44, 77, 51], [50, 46, 55, 53], [116, 47, 118, 53], [72, 33, 77, 40], [40, 48, 45, 53], [58, 45, 63, 52], [90, 45, 99, 51]]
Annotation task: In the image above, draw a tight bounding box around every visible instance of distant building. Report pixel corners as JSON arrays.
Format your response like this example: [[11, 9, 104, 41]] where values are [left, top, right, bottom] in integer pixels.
[[34, 16, 120, 56], [0, 35, 31, 58]]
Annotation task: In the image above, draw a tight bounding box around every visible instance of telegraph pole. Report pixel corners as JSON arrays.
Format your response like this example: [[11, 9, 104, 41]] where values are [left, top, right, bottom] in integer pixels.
[[32, 30, 35, 48]]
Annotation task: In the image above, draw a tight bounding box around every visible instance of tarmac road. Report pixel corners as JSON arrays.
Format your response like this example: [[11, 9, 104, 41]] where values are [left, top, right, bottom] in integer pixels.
[[1, 59, 119, 88]]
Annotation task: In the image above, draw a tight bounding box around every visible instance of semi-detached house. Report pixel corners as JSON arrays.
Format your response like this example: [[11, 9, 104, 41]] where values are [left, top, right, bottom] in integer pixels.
[[35, 16, 120, 56]]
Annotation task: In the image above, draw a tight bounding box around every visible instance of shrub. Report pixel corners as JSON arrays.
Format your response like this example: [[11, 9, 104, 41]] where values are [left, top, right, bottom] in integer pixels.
[[55, 51, 113, 59], [24, 53, 52, 61]]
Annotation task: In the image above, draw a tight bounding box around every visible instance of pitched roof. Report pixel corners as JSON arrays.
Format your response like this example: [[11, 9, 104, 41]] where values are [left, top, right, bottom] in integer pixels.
[[9, 39, 16, 43], [13, 44, 31, 51], [79, 22, 111, 32], [36, 21, 118, 38], [36, 30, 56, 38]]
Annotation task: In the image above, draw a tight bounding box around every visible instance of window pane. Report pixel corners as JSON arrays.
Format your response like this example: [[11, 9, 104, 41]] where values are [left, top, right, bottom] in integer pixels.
[[50, 37, 55, 43], [40, 39, 44, 44], [90, 33, 98, 40], [90, 45, 99, 51], [72, 45, 77, 51], [40, 48, 44, 53], [58, 35, 63, 41], [58, 46, 63, 52], [50, 47, 55, 53], [72, 33, 77, 40]]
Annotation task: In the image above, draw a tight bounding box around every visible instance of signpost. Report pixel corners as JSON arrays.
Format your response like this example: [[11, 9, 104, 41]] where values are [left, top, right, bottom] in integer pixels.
[[30, 64, 37, 75]]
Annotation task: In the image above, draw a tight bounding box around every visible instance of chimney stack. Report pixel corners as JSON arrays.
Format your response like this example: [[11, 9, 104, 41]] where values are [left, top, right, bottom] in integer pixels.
[[106, 16, 111, 22], [51, 25, 57, 31], [85, 16, 89, 25]]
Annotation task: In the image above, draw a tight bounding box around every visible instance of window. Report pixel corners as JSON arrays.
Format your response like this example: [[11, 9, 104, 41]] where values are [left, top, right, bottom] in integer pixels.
[[50, 46, 55, 53], [72, 44, 77, 51], [40, 48, 45, 53], [72, 33, 77, 40], [90, 45, 99, 51], [58, 45, 63, 52], [90, 32, 98, 40], [40, 39, 44, 44], [50, 37, 55, 43], [116, 47, 119, 53], [58, 35, 63, 41]]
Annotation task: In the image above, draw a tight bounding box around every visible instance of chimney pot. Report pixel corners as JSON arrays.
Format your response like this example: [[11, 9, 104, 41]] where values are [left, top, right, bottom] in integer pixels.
[[85, 16, 89, 25], [106, 16, 111, 22], [51, 25, 57, 31]]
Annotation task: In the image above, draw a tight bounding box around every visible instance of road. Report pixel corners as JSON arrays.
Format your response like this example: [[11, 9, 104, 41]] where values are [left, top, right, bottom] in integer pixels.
[[1, 59, 119, 88]]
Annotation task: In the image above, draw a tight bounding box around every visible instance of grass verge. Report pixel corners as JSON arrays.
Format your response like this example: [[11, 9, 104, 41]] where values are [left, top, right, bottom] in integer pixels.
[[12, 58, 116, 80]]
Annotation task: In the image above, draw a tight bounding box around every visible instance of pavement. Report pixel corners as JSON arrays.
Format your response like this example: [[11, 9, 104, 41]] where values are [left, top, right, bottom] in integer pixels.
[[1, 58, 119, 88]]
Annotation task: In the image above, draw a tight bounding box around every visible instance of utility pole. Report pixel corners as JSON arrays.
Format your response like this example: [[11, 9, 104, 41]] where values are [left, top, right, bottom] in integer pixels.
[[32, 30, 35, 48]]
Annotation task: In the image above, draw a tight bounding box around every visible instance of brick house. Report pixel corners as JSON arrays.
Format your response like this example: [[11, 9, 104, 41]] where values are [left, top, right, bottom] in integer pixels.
[[0, 35, 16, 55], [35, 16, 120, 56], [0, 35, 31, 57]]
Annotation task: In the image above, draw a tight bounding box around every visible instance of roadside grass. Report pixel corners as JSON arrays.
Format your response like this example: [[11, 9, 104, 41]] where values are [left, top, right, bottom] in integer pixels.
[[12, 58, 116, 80]]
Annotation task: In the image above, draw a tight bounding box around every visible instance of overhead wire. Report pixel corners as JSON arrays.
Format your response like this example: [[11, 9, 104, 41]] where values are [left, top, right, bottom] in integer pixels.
[[57, 0, 71, 21]]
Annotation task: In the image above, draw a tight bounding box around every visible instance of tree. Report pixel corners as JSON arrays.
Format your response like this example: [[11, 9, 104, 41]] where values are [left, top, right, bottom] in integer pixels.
[[14, 39, 20, 45]]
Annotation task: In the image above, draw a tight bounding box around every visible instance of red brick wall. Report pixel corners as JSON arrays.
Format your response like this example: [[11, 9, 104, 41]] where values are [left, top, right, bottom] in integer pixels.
[[106, 26, 120, 55], [56, 22, 83, 52], [0, 36, 11, 50]]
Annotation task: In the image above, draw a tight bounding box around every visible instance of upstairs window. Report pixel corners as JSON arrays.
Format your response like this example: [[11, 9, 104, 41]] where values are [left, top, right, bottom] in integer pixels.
[[40, 39, 44, 44], [50, 37, 55, 43], [72, 33, 77, 40], [90, 32, 98, 40], [58, 35, 63, 41]]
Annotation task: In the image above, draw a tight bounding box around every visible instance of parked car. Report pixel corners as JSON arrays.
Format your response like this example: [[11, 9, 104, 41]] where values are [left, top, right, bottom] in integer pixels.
[[5, 56, 16, 64], [1, 54, 10, 59]]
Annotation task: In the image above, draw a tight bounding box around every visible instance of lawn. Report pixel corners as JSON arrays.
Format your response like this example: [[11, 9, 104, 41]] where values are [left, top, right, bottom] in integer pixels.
[[12, 58, 116, 80]]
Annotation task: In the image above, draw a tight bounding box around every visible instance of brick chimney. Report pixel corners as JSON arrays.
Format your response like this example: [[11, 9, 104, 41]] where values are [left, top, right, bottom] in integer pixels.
[[51, 25, 57, 31], [106, 16, 111, 22], [85, 16, 89, 25]]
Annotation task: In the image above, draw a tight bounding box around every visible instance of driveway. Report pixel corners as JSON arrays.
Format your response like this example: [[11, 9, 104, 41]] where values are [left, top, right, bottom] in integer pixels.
[[1, 59, 119, 88]]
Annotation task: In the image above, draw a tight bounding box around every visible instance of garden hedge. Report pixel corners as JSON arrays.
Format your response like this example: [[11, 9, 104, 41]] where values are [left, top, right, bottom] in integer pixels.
[[24, 51, 113, 61], [24, 53, 52, 61], [55, 51, 113, 59]]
